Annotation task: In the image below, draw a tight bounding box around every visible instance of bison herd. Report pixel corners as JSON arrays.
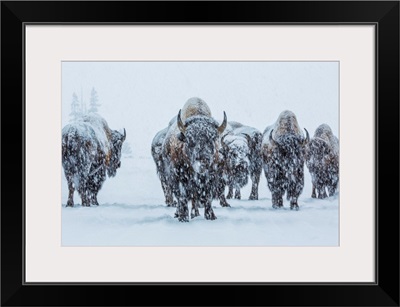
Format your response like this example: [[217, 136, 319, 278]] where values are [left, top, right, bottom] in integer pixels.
[[62, 97, 339, 222]]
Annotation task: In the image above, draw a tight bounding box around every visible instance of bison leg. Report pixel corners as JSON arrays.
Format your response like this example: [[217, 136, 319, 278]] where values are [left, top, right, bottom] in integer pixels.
[[213, 175, 230, 207], [191, 198, 200, 219], [311, 184, 317, 198], [249, 167, 261, 200], [66, 175, 74, 207], [80, 191, 90, 207], [89, 192, 99, 206], [86, 166, 107, 206], [77, 180, 91, 207], [217, 185, 230, 208], [317, 186, 327, 199], [160, 175, 168, 199], [313, 174, 327, 199], [328, 185, 336, 197], [290, 198, 299, 210], [87, 177, 104, 206], [88, 181, 101, 206], [161, 175, 176, 207], [219, 194, 230, 207], [328, 176, 338, 197], [204, 199, 217, 220], [234, 189, 241, 200], [175, 196, 189, 222], [287, 179, 302, 210], [226, 185, 234, 199], [217, 184, 230, 207], [165, 191, 176, 207], [272, 193, 283, 209]]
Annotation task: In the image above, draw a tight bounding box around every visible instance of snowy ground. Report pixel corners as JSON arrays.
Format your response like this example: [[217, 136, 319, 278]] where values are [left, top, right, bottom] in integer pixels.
[[61, 156, 339, 246]]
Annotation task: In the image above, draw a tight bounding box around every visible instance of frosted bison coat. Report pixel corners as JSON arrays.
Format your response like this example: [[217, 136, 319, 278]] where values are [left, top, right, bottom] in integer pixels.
[[305, 124, 339, 199], [262, 110, 309, 210], [221, 121, 263, 200], [62, 114, 126, 207], [151, 123, 175, 207], [162, 97, 227, 222]]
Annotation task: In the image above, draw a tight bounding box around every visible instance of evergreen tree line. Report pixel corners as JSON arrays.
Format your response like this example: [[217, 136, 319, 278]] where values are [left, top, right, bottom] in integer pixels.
[[68, 87, 133, 157], [70, 87, 101, 121]]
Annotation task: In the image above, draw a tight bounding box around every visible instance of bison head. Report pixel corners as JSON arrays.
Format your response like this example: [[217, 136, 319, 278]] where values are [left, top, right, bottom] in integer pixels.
[[269, 128, 309, 172], [177, 110, 227, 175], [107, 128, 126, 177], [221, 134, 250, 186]]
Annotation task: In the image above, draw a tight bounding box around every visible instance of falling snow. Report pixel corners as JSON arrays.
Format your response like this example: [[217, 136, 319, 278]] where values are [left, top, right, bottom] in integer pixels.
[[62, 62, 339, 246]]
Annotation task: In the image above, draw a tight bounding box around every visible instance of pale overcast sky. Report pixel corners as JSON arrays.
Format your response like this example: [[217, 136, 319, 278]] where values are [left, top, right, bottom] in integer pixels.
[[62, 61, 339, 157]]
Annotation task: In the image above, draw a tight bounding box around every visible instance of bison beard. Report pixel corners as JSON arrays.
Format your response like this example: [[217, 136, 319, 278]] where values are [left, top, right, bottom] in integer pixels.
[[264, 133, 307, 210], [62, 115, 126, 207]]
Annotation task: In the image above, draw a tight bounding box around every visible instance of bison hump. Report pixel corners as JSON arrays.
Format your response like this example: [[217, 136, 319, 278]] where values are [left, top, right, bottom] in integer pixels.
[[313, 124, 339, 155], [181, 97, 212, 121], [152, 127, 169, 148], [62, 114, 111, 154], [228, 121, 244, 129], [274, 110, 302, 136], [232, 125, 261, 139]]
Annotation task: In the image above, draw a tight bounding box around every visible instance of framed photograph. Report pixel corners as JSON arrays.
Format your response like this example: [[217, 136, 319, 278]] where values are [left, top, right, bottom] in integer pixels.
[[2, 1, 399, 306]]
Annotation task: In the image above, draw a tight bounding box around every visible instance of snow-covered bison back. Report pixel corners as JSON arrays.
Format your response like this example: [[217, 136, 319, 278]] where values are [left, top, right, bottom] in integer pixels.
[[305, 124, 339, 199], [262, 110, 309, 210], [62, 114, 126, 207], [162, 97, 227, 222], [221, 121, 263, 200]]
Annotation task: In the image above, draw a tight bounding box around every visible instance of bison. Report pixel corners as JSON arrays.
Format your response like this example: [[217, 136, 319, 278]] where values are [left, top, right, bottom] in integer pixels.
[[220, 133, 249, 200], [220, 122, 263, 200], [162, 97, 227, 222], [152, 114, 230, 209], [62, 114, 126, 207], [262, 110, 309, 210], [305, 124, 339, 199], [151, 122, 176, 207]]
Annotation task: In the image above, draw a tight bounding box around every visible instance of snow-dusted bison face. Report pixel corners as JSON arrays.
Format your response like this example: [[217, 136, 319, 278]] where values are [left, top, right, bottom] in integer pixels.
[[269, 129, 309, 172], [177, 110, 227, 175], [222, 136, 250, 184], [107, 129, 126, 177]]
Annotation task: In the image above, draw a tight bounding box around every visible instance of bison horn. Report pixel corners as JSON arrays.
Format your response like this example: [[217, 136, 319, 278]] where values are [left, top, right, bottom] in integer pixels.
[[221, 134, 227, 143], [221, 134, 229, 150], [218, 111, 227, 134], [122, 128, 126, 141], [304, 128, 310, 144], [241, 133, 252, 145], [269, 129, 276, 146], [177, 109, 186, 134]]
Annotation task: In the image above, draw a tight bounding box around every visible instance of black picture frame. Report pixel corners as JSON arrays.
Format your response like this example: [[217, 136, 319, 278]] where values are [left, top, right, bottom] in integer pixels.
[[1, 1, 399, 306]]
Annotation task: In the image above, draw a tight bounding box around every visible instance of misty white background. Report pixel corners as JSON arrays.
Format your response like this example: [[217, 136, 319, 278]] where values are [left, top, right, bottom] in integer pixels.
[[62, 62, 338, 155], [61, 61, 339, 246]]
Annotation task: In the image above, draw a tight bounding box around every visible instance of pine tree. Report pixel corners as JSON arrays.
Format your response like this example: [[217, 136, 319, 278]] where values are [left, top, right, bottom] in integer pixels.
[[88, 87, 101, 113], [70, 92, 81, 122], [122, 142, 133, 158]]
